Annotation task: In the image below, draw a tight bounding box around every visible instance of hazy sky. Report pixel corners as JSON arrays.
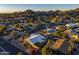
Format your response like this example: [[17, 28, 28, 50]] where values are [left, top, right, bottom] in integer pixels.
[[0, 4, 79, 13]]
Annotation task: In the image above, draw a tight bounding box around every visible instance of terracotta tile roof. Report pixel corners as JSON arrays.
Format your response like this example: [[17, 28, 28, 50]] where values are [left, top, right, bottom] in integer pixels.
[[52, 39, 65, 49]]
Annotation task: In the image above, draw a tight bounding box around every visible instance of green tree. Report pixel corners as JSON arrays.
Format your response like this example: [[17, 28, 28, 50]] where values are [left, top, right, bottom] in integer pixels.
[[41, 39, 53, 55], [67, 40, 74, 54], [10, 30, 17, 39], [23, 31, 29, 38], [0, 25, 6, 36], [14, 23, 20, 28]]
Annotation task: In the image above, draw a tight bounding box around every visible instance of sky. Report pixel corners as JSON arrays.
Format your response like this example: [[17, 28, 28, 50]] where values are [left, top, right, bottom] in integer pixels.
[[0, 4, 79, 13]]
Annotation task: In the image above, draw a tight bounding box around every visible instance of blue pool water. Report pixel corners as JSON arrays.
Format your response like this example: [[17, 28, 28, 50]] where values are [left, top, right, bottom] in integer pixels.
[[48, 29, 56, 33]]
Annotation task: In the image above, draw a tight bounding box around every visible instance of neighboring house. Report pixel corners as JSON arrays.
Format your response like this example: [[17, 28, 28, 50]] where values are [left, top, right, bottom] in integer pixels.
[[24, 34, 45, 49], [65, 23, 77, 27], [0, 37, 29, 55], [52, 39, 73, 54], [52, 39, 65, 49], [0, 47, 9, 55], [29, 34, 45, 44]]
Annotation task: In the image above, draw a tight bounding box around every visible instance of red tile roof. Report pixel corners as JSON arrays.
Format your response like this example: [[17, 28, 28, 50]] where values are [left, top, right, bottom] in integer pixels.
[[52, 39, 65, 49]]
